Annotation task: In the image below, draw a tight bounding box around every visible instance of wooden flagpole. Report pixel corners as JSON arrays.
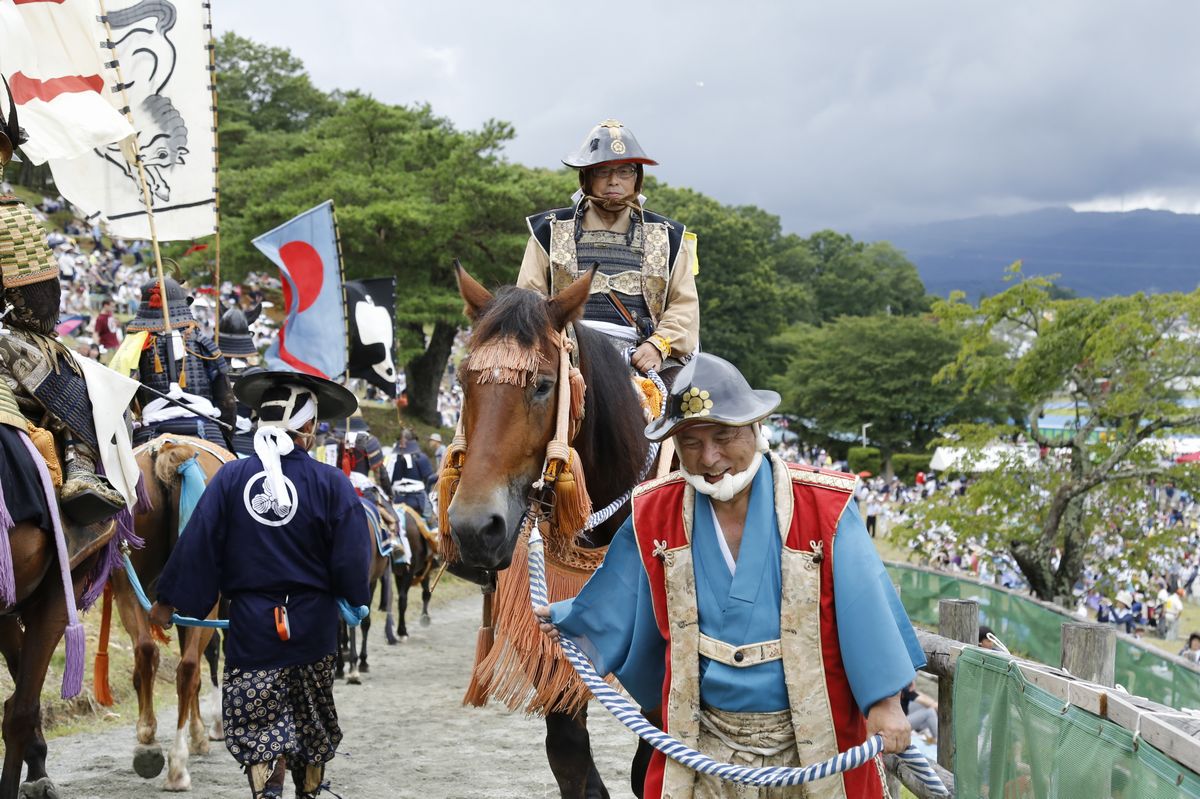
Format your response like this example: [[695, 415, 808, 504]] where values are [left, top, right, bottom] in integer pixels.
[[331, 201, 352, 378], [96, 0, 173, 345], [204, 0, 222, 345]]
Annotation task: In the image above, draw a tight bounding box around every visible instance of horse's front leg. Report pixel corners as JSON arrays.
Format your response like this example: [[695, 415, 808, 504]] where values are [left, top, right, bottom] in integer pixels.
[[358, 612, 371, 673], [394, 564, 412, 641], [545, 706, 609, 799], [420, 573, 433, 627], [111, 573, 166, 779], [1, 577, 67, 799]]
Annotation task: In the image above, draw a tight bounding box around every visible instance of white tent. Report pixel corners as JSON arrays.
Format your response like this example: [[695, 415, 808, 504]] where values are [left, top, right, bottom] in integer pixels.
[[929, 444, 1040, 472]]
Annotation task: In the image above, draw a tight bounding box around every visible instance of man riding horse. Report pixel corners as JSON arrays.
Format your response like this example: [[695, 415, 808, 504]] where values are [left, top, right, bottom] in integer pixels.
[[127, 277, 235, 449], [0, 188, 127, 526], [518, 119, 700, 383], [219, 302, 263, 457]]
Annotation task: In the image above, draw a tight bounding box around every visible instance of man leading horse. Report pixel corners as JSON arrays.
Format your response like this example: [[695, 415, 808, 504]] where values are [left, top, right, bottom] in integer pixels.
[[537, 353, 925, 799], [150, 371, 371, 799]]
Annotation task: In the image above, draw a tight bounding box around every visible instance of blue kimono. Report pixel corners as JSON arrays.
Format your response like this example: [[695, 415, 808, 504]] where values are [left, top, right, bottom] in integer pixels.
[[551, 459, 924, 714], [157, 448, 372, 669]]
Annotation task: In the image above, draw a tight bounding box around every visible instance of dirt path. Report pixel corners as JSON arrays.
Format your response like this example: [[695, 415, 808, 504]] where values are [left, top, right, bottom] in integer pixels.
[[47, 595, 639, 798]]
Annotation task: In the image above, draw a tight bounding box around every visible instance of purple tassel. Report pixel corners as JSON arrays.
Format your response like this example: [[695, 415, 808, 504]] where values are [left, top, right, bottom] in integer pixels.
[[61, 620, 85, 699], [135, 472, 152, 515], [0, 475, 15, 607]]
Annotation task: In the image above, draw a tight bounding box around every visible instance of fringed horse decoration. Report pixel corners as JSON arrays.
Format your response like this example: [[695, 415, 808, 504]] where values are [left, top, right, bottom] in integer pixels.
[[444, 265, 654, 799], [96, 434, 234, 791]]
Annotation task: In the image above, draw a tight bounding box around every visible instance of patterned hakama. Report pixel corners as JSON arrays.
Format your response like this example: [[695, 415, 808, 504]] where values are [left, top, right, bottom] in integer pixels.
[[222, 654, 342, 768]]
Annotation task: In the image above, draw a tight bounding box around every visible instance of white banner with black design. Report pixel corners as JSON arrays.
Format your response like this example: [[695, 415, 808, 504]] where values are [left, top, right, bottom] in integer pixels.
[[47, 0, 216, 241]]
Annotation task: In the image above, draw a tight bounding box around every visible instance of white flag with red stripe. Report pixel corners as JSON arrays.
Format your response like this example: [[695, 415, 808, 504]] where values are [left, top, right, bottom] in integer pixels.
[[0, 0, 134, 164], [47, 0, 217, 241]]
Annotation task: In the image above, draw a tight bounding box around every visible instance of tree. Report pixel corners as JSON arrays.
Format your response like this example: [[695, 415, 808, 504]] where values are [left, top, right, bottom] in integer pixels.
[[648, 182, 805, 386], [793, 231, 931, 322], [903, 267, 1200, 601], [770, 314, 998, 473], [219, 95, 572, 423], [214, 33, 337, 144]]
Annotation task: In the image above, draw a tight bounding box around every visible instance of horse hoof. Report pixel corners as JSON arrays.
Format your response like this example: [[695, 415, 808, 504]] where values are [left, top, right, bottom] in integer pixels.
[[359, 662, 370, 674], [420, 613, 431, 627], [18, 777, 60, 799], [346, 673, 361, 685], [399, 634, 409, 643], [133, 743, 166, 778], [163, 771, 192, 792]]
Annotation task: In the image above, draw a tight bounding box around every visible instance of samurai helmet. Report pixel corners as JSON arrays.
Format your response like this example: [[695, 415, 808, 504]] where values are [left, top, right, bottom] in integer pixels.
[[126, 277, 197, 332], [219, 302, 261, 357], [562, 119, 658, 169]]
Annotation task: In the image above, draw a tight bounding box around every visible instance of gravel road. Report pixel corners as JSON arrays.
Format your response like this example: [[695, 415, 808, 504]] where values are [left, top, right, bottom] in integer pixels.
[[44, 595, 638, 798]]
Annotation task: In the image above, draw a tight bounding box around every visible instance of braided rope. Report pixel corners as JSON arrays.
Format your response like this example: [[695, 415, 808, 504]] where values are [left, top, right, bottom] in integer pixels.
[[528, 530, 948, 793]]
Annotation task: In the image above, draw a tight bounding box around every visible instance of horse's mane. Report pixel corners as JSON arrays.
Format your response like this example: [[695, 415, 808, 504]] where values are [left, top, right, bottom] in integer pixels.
[[468, 287, 558, 355], [571, 322, 648, 509]]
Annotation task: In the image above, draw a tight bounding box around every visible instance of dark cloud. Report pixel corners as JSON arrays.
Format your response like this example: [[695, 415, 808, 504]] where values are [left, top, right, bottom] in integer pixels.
[[215, 2, 1200, 234]]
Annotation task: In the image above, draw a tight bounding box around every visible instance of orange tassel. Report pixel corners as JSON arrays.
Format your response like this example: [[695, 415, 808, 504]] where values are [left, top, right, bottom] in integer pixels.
[[93, 582, 115, 706], [151, 624, 172, 645], [177, 353, 187, 389], [638, 377, 663, 420], [153, 341, 163, 373], [568, 367, 586, 425], [466, 532, 600, 715], [437, 449, 464, 564], [551, 448, 592, 540], [462, 593, 494, 707]]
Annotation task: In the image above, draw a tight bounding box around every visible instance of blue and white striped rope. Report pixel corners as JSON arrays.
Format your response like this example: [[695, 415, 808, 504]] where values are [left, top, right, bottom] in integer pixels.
[[528, 530, 948, 793]]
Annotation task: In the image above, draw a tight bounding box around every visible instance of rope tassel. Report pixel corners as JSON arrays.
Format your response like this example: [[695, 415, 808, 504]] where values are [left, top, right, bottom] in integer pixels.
[[551, 448, 592, 541]]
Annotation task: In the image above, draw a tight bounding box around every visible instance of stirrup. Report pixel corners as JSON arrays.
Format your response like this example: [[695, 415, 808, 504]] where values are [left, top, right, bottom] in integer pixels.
[[300, 783, 343, 799], [60, 483, 125, 525]]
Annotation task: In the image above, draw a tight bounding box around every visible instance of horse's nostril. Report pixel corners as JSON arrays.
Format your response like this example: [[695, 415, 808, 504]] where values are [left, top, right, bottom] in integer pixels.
[[485, 514, 506, 541]]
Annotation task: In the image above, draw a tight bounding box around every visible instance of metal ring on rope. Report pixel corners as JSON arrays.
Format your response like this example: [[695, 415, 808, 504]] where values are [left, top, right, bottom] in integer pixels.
[[527, 530, 948, 793]]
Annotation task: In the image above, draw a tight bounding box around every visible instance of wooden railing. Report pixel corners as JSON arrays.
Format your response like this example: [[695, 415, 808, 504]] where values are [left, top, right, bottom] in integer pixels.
[[881, 598, 1200, 799]]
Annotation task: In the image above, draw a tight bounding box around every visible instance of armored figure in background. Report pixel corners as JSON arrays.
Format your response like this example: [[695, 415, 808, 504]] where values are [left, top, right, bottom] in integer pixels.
[[127, 277, 235, 448]]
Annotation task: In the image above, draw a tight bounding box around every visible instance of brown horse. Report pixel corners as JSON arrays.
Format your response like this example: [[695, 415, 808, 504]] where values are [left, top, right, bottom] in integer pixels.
[[104, 434, 234, 791], [0, 428, 116, 799], [446, 267, 653, 799], [336, 489, 394, 683], [385, 502, 440, 642]]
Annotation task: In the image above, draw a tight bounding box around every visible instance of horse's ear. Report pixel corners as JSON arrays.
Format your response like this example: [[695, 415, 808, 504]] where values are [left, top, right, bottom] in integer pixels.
[[548, 266, 596, 330], [455, 261, 493, 320]]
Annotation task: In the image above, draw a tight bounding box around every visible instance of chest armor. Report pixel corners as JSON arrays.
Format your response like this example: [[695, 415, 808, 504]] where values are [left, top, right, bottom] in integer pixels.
[[548, 215, 671, 328], [139, 330, 217, 400]]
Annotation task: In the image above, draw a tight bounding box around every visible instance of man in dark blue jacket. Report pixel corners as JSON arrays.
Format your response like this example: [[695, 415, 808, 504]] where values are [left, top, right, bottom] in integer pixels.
[[151, 371, 370, 799], [390, 428, 434, 517]]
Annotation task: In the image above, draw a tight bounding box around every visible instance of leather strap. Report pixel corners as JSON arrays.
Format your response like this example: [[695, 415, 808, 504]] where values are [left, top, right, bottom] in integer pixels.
[[698, 632, 783, 668]]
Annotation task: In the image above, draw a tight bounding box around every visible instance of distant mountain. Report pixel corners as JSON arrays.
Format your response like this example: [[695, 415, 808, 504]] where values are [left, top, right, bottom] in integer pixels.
[[864, 207, 1200, 299]]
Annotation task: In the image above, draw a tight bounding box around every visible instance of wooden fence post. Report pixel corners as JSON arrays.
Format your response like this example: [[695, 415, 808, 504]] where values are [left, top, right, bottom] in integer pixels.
[[937, 599, 978, 772], [1061, 622, 1116, 687]]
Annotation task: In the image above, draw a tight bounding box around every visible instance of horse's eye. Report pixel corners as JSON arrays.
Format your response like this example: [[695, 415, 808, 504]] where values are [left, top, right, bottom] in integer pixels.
[[534, 378, 554, 398]]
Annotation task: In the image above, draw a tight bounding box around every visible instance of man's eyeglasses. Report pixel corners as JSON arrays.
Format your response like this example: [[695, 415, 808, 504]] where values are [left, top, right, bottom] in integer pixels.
[[591, 165, 638, 180]]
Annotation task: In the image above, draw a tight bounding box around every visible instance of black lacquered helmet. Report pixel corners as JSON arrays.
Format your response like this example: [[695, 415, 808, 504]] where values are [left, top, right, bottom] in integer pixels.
[[219, 303, 261, 357], [562, 119, 658, 169], [126, 277, 196, 332], [644, 353, 780, 442]]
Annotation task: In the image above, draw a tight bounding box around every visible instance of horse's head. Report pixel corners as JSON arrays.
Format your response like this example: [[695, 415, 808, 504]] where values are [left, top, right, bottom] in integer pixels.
[[447, 264, 594, 569]]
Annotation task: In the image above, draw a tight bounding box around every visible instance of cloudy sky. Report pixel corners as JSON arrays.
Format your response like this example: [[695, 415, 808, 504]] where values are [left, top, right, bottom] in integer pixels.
[[215, 2, 1200, 236]]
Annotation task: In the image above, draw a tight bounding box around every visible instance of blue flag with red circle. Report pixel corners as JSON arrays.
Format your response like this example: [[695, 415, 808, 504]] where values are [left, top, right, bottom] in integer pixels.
[[253, 201, 347, 379]]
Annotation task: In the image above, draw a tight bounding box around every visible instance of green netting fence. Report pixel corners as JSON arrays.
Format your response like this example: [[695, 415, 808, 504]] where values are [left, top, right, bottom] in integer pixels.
[[886, 562, 1200, 710], [954, 647, 1200, 798]]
